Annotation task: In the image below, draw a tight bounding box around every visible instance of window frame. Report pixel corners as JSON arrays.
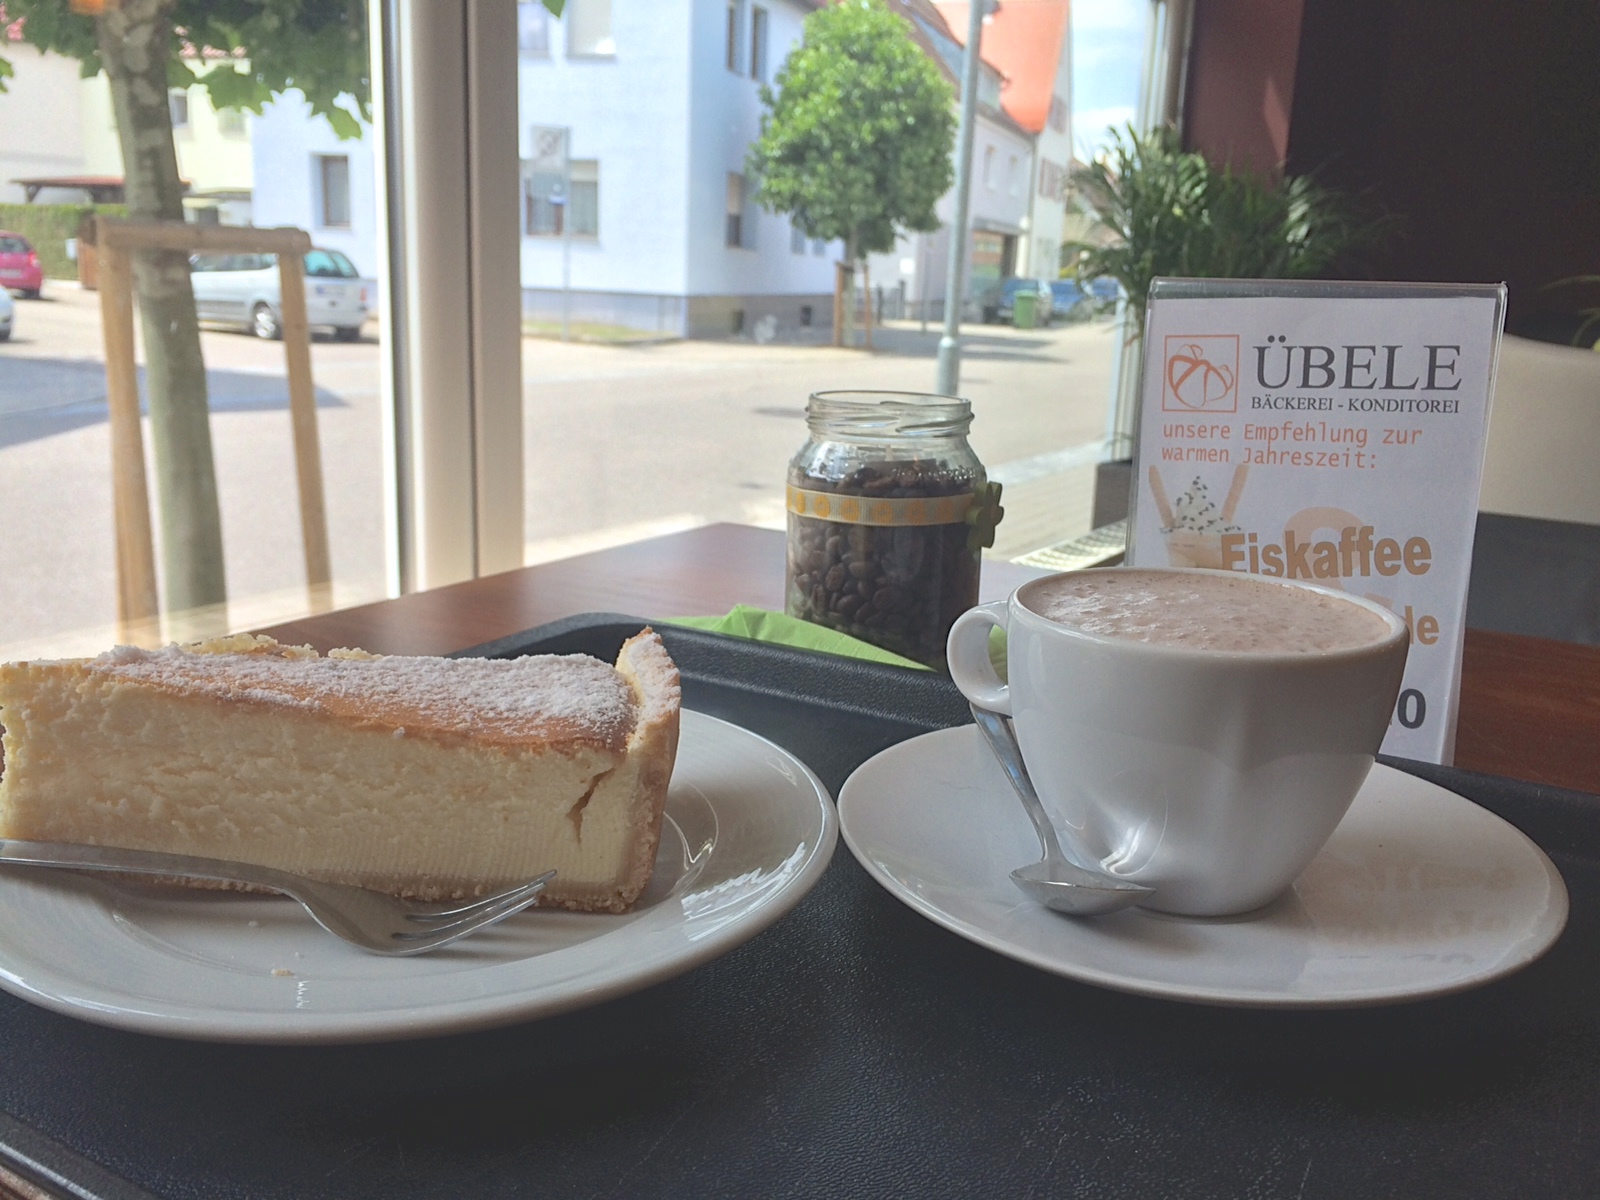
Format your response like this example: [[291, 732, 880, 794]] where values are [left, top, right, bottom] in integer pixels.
[[375, 0, 525, 593]]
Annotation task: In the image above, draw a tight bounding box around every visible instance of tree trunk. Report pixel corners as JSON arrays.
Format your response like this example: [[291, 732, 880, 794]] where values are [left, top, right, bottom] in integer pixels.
[[842, 228, 858, 348], [862, 258, 873, 350], [98, 0, 227, 613], [832, 261, 845, 348]]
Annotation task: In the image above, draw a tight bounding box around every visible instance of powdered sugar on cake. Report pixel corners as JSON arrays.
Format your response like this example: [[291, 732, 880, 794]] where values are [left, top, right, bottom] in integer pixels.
[[87, 638, 639, 748]]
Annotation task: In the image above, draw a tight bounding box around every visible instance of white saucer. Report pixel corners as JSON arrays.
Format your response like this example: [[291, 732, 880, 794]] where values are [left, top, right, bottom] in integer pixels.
[[839, 726, 1568, 1008], [0, 711, 837, 1043]]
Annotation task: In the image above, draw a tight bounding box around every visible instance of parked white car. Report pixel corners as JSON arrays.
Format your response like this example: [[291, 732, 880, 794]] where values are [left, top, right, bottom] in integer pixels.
[[189, 248, 370, 341], [0, 285, 13, 341]]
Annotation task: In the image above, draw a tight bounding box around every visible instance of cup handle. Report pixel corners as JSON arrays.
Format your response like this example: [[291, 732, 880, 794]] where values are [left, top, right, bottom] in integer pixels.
[[947, 601, 1011, 715]]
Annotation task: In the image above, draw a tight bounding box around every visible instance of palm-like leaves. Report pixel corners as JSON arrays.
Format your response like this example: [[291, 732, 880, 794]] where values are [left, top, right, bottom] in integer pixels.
[[1066, 126, 1390, 333]]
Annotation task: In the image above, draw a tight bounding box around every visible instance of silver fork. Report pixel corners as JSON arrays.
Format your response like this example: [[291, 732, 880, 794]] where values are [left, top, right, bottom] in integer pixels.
[[0, 839, 555, 956]]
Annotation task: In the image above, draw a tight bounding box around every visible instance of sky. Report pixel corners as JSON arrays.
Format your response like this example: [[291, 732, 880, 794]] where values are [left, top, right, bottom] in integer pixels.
[[1070, 0, 1147, 160]]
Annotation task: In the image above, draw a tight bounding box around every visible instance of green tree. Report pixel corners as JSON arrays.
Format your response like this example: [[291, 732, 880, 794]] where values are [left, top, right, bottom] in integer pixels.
[[748, 0, 954, 346]]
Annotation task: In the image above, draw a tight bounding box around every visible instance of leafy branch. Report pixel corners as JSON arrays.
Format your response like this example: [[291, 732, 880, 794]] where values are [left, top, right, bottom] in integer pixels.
[[1064, 125, 1396, 334]]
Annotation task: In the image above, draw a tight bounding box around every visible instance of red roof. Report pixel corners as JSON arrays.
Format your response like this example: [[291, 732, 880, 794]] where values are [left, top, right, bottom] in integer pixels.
[[933, 0, 1070, 134]]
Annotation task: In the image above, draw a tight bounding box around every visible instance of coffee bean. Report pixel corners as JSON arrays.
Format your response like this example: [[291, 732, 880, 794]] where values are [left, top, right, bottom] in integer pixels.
[[786, 452, 985, 670]]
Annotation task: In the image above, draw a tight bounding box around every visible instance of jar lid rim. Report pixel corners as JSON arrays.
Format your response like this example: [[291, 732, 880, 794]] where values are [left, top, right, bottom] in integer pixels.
[[806, 390, 973, 435]]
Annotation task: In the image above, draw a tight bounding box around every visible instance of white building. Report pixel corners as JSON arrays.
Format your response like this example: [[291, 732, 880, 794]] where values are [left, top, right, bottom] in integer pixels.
[[0, 40, 253, 220], [0, 43, 89, 206], [251, 0, 840, 338], [251, 94, 380, 278], [515, 0, 838, 338], [931, 0, 1075, 284], [867, 0, 1047, 321]]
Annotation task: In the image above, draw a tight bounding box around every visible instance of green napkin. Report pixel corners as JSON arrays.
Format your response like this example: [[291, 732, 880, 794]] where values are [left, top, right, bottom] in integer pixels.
[[663, 606, 930, 670], [662, 605, 1009, 678]]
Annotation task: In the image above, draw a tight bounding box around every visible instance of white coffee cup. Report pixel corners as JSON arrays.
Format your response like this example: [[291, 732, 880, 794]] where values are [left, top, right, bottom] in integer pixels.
[[946, 567, 1409, 916]]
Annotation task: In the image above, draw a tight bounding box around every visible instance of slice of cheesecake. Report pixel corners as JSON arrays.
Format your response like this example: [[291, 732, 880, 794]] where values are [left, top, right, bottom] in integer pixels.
[[0, 629, 680, 913]]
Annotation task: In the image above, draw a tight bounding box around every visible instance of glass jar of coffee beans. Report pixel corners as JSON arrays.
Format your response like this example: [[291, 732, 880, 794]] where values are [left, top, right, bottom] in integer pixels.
[[785, 391, 1002, 670]]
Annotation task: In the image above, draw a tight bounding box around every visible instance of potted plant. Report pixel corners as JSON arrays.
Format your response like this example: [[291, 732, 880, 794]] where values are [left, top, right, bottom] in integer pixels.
[[1062, 126, 1393, 516]]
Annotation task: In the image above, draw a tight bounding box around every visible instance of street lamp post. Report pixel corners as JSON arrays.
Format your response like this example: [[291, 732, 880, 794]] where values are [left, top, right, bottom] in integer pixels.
[[934, 0, 989, 397]]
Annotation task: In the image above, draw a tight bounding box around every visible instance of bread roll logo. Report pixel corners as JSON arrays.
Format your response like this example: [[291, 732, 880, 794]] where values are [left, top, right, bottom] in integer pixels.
[[1163, 335, 1239, 413]]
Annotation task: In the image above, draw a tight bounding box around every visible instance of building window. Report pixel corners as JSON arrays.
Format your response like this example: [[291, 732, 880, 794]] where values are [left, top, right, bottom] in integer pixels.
[[523, 161, 599, 237], [567, 0, 614, 56], [811, 238, 826, 256], [517, 1, 550, 56], [524, 168, 561, 235], [726, 173, 755, 248], [750, 6, 769, 82], [168, 89, 190, 129], [1048, 97, 1069, 135], [1008, 154, 1020, 197], [1038, 158, 1068, 201], [318, 154, 351, 228], [790, 223, 806, 255], [726, 0, 743, 73], [982, 145, 995, 189], [726, 173, 743, 247], [216, 107, 246, 136], [569, 160, 599, 236]]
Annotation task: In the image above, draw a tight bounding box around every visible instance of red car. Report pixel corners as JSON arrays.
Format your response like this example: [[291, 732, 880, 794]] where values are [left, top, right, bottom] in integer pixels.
[[0, 232, 44, 298]]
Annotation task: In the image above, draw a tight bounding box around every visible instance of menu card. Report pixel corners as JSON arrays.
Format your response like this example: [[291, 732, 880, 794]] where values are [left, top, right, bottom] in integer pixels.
[[1127, 279, 1507, 763]]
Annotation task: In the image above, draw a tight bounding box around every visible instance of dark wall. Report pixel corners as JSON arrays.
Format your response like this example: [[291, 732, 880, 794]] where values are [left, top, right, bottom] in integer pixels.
[[1283, 0, 1600, 339], [1182, 0, 1305, 177]]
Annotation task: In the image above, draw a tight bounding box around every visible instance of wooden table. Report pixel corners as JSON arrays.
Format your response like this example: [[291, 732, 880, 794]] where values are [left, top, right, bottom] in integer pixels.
[[260, 522, 1600, 797]]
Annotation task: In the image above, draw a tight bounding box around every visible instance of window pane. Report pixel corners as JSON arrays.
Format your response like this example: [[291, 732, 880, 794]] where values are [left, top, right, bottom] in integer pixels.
[[319, 154, 351, 227], [567, 0, 614, 57], [512, 1, 1123, 572], [517, 1, 550, 56], [726, 172, 744, 248], [1, 20, 390, 658], [523, 168, 565, 235], [570, 161, 599, 236], [751, 7, 768, 81]]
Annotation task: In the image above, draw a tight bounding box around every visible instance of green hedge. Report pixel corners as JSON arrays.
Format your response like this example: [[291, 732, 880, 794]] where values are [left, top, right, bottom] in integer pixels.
[[0, 203, 127, 280]]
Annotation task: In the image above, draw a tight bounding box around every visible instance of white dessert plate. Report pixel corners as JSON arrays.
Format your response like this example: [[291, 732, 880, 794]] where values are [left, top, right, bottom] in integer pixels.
[[0, 710, 836, 1043], [839, 726, 1568, 1008]]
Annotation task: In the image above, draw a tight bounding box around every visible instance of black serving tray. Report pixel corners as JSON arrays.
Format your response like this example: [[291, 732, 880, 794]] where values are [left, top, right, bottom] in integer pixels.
[[1, 614, 1597, 1200]]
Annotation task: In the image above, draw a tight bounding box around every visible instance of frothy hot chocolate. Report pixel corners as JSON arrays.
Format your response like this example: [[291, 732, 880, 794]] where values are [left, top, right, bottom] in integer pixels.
[[1022, 569, 1393, 654]]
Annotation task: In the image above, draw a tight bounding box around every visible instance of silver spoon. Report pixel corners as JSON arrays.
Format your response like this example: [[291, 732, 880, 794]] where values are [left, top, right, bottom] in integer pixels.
[[968, 704, 1154, 916]]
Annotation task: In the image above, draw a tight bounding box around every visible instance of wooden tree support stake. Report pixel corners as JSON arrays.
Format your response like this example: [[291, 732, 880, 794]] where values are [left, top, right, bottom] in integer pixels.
[[95, 218, 332, 636]]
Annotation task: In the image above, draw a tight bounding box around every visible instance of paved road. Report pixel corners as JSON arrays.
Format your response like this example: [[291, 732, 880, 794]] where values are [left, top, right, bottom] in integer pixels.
[[0, 284, 1116, 654]]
